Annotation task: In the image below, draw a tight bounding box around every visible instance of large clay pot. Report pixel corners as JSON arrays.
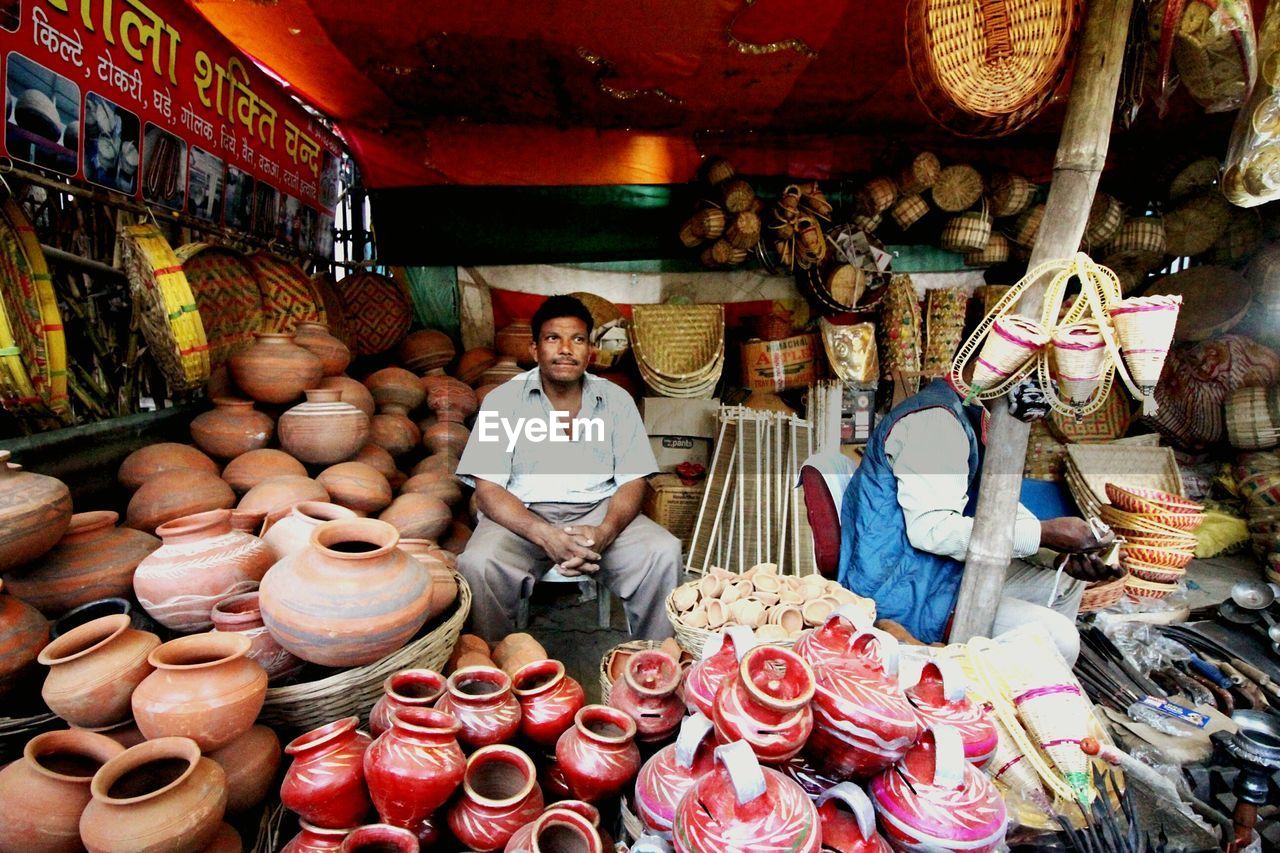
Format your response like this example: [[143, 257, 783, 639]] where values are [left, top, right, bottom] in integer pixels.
[[189, 398, 274, 460], [369, 669, 447, 737], [338, 825, 418, 853], [229, 332, 324, 405], [447, 745, 545, 853], [555, 705, 640, 803], [364, 706, 465, 829], [379, 493, 451, 541], [5, 512, 158, 617], [0, 729, 124, 853], [816, 783, 892, 853], [207, 724, 280, 814], [905, 661, 997, 766], [319, 376, 375, 417], [794, 604, 874, 669], [436, 666, 522, 749], [426, 376, 478, 423], [133, 509, 274, 632], [513, 659, 585, 747], [132, 632, 268, 751], [609, 650, 683, 743], [282, 821, 354, 853], [79, 736, 228, 853], [368, 413, 420, 457], [38, 613, 159, 727], [400, 471, 464, 507], [457, 347, 498, 385], [504, 803, 604, 853], [479, 357, 522, 387], [684, 627, 755, 719], [364, 367, 426, 415], [238, 475, 329, 523], [410, 452, 459, 478], [118, 443, 218, 491], [354, 443, 397, 480], [868, 727, 1007, 853], [423, 421, 470, 457], [211, 590, 303, 682], [398, 539, 459, 620], [712, 644, 814, 765], [221, 449, 307, 495], [0, 578, 49, 696], [495, 321, 535, 364], [294, 322, 351, 377], [635, 712, 716, 840], [281, 717, 373, 829], [492, 632, 548, 676], [672, 741, 820, 853], [279, 390, 371, 465], [317, 461, 392, 514], [126, 469, 236, 535], [259, 518, 432, 667], [261, 501, 358, 561], [399, 329, 455, 375], [0, 450, 72, 573]]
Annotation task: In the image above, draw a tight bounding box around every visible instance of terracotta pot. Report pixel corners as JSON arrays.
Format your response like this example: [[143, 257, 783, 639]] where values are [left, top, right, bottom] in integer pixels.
[[338, 825, 418, 853], [0, 578, 50, 695], [608, 650, 683, 743], [190, 398, 274, 460], [379, 493, 451, 541], [133, 509, 274, 632], [495, 321, 535, 364], [229, 332, 324, 405], [475, 383, 502, 408], [318, 376, 375, 417], [364, 706, 465, 828], [712, 644, 814, 765], [410, 452, 459, 478], [368, 413, 421, 458], [282, 821, 354, 853], [794, 604, 873, 669], [38, 614, 159, 728], [202, 823, 241, 853], [262, 501, 359, 561], [354, 444, 397, 480], [423, 421, 470, 457], [221, 449, 307, 496], [132, 632, 268, 751], [207, 724, 280, 814], [259, 518, 433, 667], [364, 367, 425, 415], [554, 705, 640, 802], [71, 718, 147, 749], [435, 665, 521, 749], [492, 632, 548, 675], [399, 329, 456, 375], [683, 626, 755, 719], [238, 475, 329, 523], [672, 741, 819, 853], [426, 375, 479, 423], [504, 803, 604, 853], [50, 597, 156, 639], [80, 736, 228, 853], [294, 322, 351, 377], [456, 347, 498, 385], [399, 471, 464, 507], [126, 469, 236, 535], [447, 744, 544, 852], [816, 783, 892, 853], [442, 519, 472, 553], [118, 443, 218, 491], [512, 659, 585, 747], [281, 717, 373, 829], [478, 357, 522, 387], [279, 390, 371, 465], [0, 451, 73, 573], [635, 712, 717, 840], [369, 668, 447, 737], [206, 364, 236, 400], [0, 729, 124, 853], [211, 590, 304, 682], [317, 461, 392, 514], [230, 509, 267, 535], [905, 661, 997, 766]]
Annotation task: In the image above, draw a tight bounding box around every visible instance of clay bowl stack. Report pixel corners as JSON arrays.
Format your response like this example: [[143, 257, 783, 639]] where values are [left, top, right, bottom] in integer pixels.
[[1101, 484, 1204, 599]]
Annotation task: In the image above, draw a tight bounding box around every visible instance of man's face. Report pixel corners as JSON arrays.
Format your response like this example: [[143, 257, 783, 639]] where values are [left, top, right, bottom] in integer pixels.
[[532, 316, 591, 384]]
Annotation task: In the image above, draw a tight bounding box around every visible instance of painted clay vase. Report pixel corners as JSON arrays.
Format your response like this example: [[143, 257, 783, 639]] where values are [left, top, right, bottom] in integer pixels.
[[423, 421, 470, 457], [379, 493, 451, 541], [400, 471, 464, 507], [279, 390, 371, 465], [457, 347, 498, 385], [869, 727, 1008, 853], [399, 329, 455, 375], [319, 375, 376, 417], [0, 729, 124, 853], [4, 511, 159, 616], [436, 665, 522, 748], [317, 461, 392, 514], [0, 450, 72, 573], [906, 661, 997, 766], [364, 706, 465, 830], [259, 518, 432, 667], [338, 824, 418, 853], [794, 604, 875, 669], [364, 367, 425, 415], [133, 509, 274, 632], [207, 724, 281, 814], [261, 501, 357, 560], [555, 705, 640, 802], [505, 805, 604, 853], [294, 322, 351, 377], [447, 744, 545, 853], [398, 538, 459, 620], [712, 644, 814, 764], [512, 658, 586, 747], [426, 376, 478, 423], [609, 649, 684, 743], [131, 632, 268, 751], [635, 712, 717, 840], [281, 717, 372, 829], [118, 443, 218, 491], [212, 590, 303, 682], [229, 332, 324, 405], [79, 736, 228, 853], [189, 398, 274, 460], [126, 469, 236, 535], [684, 626, 756, 719], [238, 475, 330, 523], [369, 668, 447, 737], [222, 449, 307, 495], [815, 783, 892, 853], [672, 740, 820, 853], [778, 751, 841, 800], [281, 821, 354, 853], [0, 578, 49, 696], [807, 629, 921, 780], [38, 614, 159, 728]]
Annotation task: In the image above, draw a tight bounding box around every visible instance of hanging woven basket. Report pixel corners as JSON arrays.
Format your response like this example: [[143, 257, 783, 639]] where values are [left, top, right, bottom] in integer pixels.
[[0, 199, 66, 418], [972, 315, 1049, 390], [1050, 321, 1107, 404], [940, 208, 993, 253], [1083, 194, 1124, 248], [1109, 295, 1183, 394]]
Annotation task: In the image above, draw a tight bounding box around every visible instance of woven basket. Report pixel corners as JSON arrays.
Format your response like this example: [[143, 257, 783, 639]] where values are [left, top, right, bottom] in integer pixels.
[[1079, 573, 1128, 613], [923, 288, 970, 377], [1212, 209, 1263, 265], [120, 224, 210, 392], [989, 172, 1036, 217], [890, 194, 929, 230], [1109, 295, 1182, 391], [1011, 679, 1093, 799], [0, 203, 61, 417], [1226, 386, 1280, 449], [858, 177, 898, 216], [1011, 204, 1046, 247], [337, 272, 414, 356], [1051, 321, 1107, 404], [1163, 192, 1232, 258], [176, 243, 262, 369], [898, 152, 942, 195], [1102, 218, 1167, 272], [852, 212, 883, 233], [599, 640, 663, 704], [1047, 386, 1133, 444], [1064, 444, 1185, 518], [1124, 575, 1178, 600], [940, 209, 993, 253], [972, 315, 1048, 390], [1083, 194, 1124, 247], [664, 590, 796, 659], [1, 199, 66, 418], [631, 304, 725, 380], [965, 232, 1011, 266], [932, 165, 984, 212], [0, 278, 36, 412], [721, 179, 756, 214], [878, 275, 923, 387], [248, 252, 324, 334], [693, 207, 727, 241], [1168, 156, 1221, 201], [310, 273, 353, 348], [725, 211, 761, 250], [258, 578, 470, 733]]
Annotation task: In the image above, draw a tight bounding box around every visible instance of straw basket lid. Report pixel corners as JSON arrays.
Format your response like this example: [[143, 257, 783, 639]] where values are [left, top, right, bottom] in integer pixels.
[[1163, 191, 1232, 258], [248, 252, 324, 334], [1144, 266, 1249, 342], [906, 0, 1081, 137], [1083, 193, 1123, 247], [1168, 156, 1221, 201], [119, 224, 210, 392], [175, 242, 263, 369], [1102, 218, 1167, 272], [964, 232, 1011, 267], [568, 291, 625, 332], [890, 194, 929, 229], [310, 272, 353, 348], [932, 165, 984, 212], [898, 152, 942, 195], [337, 272, 414, 356], [0, 198, 66, 418], [988, 172, 1036, 217], [630, 303, 725, 380]]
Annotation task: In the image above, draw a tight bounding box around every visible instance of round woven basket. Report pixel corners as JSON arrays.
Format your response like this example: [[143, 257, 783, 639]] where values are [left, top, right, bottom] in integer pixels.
[[898, 152, 942, 195], [664, 589, 797, 658], [692, 207, 727, 241], [858, 177, 898, 216], [337, 272, 414, 356], [1226, 386, 1280, 450], [1102, 218, 1167, 273], [1168, 156, 1221, 201], [1163, 192, 1231, 257], [852, 212, 883, 233], [724, 211, 762, 250], [1010, 204, 1046, 247], [1051, 321, 1106, 404], [972, 315, 1048, 390], [176, 243, 263, 369], [988, 172, 1036, 217], [1083, 194, 1123, 247], [932, 165, 984, 212], [940, 209, 993, 253], [964, 232, 1011, 267], [249, 252, 324, 334], [891, 194, 929, 230], [1079, 573, 1128, 613]]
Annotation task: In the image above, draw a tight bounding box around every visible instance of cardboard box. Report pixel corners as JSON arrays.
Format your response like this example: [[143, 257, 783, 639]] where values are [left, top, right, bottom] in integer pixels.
[[642, 397, 719, 473], [741, 334, 819, 392], [644, 474, 705, 551]]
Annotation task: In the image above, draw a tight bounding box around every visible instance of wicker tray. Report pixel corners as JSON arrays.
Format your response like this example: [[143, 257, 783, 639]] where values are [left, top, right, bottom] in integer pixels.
[[1, 199, 66, 418], [1064, 444, 1185, 519], [249, 252, 324, 334], [630, 304, 725, 379], [337, 272, 413, 356], [176, 243, 263, 369]]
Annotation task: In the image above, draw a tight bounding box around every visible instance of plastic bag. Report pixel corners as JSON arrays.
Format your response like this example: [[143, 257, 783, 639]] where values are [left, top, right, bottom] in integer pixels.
[[1156, 0, 1258, 114], [1224, 0, 1280, 205]]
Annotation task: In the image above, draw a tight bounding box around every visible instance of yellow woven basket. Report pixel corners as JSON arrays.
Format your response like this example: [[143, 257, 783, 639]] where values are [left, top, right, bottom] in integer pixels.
[[1, 199, 66, 418]]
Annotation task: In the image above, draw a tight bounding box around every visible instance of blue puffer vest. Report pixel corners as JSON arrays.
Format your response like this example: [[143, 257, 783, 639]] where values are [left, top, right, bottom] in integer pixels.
[[836, 379, 980, 643]]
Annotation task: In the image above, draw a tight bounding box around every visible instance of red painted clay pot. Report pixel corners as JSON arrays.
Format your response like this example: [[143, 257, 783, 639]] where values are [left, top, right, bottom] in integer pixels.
[[261, 501, 358, 561], [426, 376, 478, 423], [504, 802, 604, 853], [368, 413, 421, 458], [423, 421, 470, 457], [80, 736, 228, 853], [0, 578, 49, 696], [906, 661, 997, 766], [794, 604, 875, 669], [317, 461, 392, 514], [0, 729, 124, 853], [364, 367, 425, 415], [126, 469, 236, 535], [117, 443, 218, 491], [338, 824, 418, 853], [207, 724, 281, 814], [379, 493, 451, 541], [0, 450, 72, 573], [364, 706, 465, 829], [712, 644, 815, 764], [190, 398, 274, 460], [318, 376, 375, 417], [369, 669, 447, 737], [399, 329, 456, 375], [229, 332, 324, 405], [38, 614, 159, 728], [436, 665, 522, 749], [400, 470, 464, 506], [294, 322, 351, 377], [211, 590, 303, 682], [555, 705, 640, 803], [816, 783, 893, 853], [281, 716, 373, 829], [778, 751, 841, 799], [684, 627, 755, 719], [447, 744, 545, 853], [222, 449, 307, 496], [513, 659, 586, 747], [609, 650, 684, 743], [398, 539, 459, 620], [238, 475, 330, 523], [635, 712, 717, 840], [281, 821, 354, 853], [279, 389, 371, 465]]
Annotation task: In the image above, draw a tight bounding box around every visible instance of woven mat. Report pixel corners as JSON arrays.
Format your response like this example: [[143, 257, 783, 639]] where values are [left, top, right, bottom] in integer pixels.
[[630, 304, 724, 378], [120, 225, 210, 392], [1047, 386, 1133, 444], [337, 272, 413, 356], [176, 243, 262, 368], [249, 252, 325, 333], [1065, 445, 1185, 516], [310, 272, 352, 347]]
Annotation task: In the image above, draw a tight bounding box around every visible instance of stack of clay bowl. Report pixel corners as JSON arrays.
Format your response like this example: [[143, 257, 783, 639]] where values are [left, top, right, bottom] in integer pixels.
[[1101, 484, 1204, 600], [665, 564, 876, 655]]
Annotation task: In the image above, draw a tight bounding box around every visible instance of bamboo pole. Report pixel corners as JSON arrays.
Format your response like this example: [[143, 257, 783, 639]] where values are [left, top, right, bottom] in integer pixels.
[[949, 0, 1136, 644]]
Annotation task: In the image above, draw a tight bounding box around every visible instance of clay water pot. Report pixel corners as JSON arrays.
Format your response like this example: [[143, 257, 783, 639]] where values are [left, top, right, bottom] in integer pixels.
[[424, 421, 470, 457], [126, 469, 236, 535], [38, 614, 159, 727], [338, 825, 418, 853], [132, 632, 268, 751], [230, 509, 267, 535], [512, 659, 586, 747], [436, 665, 522, 749], [504, 803, 605, 853], [317, 461, 392, 514], [554, 705, 640, 802], [79, 736, 228, 853], [364, 367, 425, 415], [368, 413, 421, 458], [71, 718, 147, 749], [207, 724, 281, 813], [399, 329, 456, 375], [369, 668, 447, 737], [494, 321, 534, 363], [479, 357, 522, 386], [364, 706, 465, 829], [447, 744, 544, 852], [221, 449, 307, 495], [319, 375, 375, 417], [211, 590, 303, 682], [261, 501, 358, 561], [50, 597, 153, 639], [608, 649, 684, 743], [712, 644, 815, 764], [906, 661, 997, 766], [294, 322, 351, 377], [259, 518, 433, 667], [398, 538, 460, 620], [379, 493, 450, 541], [279, 390, 371, 465], [492, 632, 547, 675], [238, 475, 329, 523], [0, 451, 72, 573], [635, 712, 717, 840], [355, 443, 397, 479], [281, 717, 373, 829], [0, 578, 50, 696], [282, 821, 354, 853], [410, 452, 459, 477], [229, 332, 324, 405], [190, 398, 274, 460], [0, 729, 124, 853], [457, 347, 498, 385], [794, 604, 873, 669], [400, 470, 464, 507], [816, 783, 892, 853], [442, 519, 472, 553], [683, 626, 755, 719], [133, 509, 274, 632], [118, 443, 217, 491]]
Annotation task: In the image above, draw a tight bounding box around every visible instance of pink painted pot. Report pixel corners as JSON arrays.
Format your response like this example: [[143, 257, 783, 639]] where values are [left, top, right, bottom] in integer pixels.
[[446, 744, 545, 853], [816, 783, 893, 853], [512, 659, 585, 748], [905, 661, 997, 766], [364, 706, 465, 830], [368, 668, 446, 738], [711, 644, 814, 764], [682, 626, 755, 719], [634, 712, 716, 840], [608, 650, 683, 744], [554, 705, 640, 803], [794, 604, 874, 669]]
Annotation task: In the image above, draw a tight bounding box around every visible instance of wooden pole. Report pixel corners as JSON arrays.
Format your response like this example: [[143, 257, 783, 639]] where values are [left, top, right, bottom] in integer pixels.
[[949, 0, 1136, 644]]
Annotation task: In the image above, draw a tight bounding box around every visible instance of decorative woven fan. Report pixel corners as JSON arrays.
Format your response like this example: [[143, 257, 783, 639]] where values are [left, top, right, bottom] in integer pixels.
[[176, 243, 262, 369], [248, 252, 325, 334], [337, 272, 414, 356]]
